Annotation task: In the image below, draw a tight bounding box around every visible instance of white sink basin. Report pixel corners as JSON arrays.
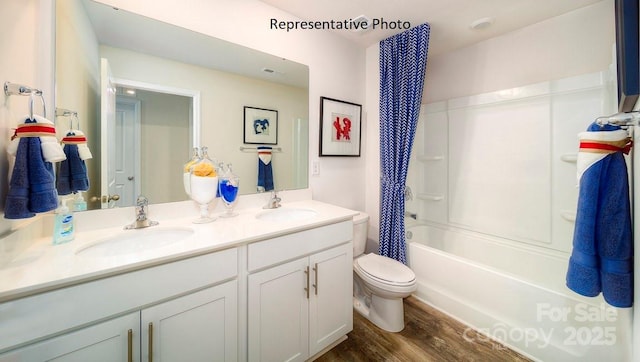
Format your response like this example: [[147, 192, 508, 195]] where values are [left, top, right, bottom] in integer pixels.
[[256, 208, 318, 222], [76, 226, 194, 258]]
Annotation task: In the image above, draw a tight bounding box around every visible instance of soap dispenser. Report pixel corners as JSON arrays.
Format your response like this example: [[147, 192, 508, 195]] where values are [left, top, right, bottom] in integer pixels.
[[72, 192, 87, 212], [53, 198, 75, 244]]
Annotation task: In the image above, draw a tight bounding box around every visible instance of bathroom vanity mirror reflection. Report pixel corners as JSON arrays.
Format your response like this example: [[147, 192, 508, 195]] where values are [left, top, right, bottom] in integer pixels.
[[55, 0, 309, 210]]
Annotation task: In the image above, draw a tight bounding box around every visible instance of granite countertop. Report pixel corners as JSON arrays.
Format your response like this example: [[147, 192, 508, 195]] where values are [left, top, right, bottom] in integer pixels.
[[0, 198, 358, 302]]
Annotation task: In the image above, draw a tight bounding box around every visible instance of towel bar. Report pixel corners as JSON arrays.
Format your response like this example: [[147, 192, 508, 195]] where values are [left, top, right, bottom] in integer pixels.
[[240, 146, 282, 152], [417, 193, 444, 201], [417, 155, 444, 162]]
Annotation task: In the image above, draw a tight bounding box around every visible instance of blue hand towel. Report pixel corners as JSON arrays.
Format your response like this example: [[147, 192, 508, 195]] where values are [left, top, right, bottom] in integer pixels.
[[257, 146, 274, 192], [57, 144, 89, 195], [5, 137, 58, 219], [566, 122, 633, 308], [5, 137, 34, 219]]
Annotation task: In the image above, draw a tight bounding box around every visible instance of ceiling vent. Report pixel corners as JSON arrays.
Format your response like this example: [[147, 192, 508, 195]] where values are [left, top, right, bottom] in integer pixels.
[[351, 15, 372, 33], [470, 17, 494, 30]]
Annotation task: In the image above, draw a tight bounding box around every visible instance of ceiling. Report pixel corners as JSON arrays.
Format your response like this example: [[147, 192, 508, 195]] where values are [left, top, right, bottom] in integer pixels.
[[259, 0, 604, 55], [82, 0, 309, 88]]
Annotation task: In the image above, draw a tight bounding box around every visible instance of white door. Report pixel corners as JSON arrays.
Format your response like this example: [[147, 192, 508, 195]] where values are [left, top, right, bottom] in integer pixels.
[[141, 281, 238, 362], [308, 244, 353, 356], [100, 58, 118, 209], [115, 97, 140, 207], [0, 313, 139, 362], [248, 258, 309, 362]]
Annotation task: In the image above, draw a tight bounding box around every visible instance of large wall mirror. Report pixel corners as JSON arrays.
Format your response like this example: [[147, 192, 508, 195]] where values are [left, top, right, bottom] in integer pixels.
[[55, 0, 309, 210]]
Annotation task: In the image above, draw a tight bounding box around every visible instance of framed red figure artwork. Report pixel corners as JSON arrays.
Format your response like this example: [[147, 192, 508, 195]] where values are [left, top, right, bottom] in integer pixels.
[[319, 96, 362, 156]]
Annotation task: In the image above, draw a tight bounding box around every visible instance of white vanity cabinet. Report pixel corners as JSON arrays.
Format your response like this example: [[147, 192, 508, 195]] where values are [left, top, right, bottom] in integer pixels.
[[0, 282, 237, 362], [0, 201, 357, 362], [141, 280, 237, 361], [246, 221, 353, 362], [0, 248, 238, 361], [0, 312, 140, 361]]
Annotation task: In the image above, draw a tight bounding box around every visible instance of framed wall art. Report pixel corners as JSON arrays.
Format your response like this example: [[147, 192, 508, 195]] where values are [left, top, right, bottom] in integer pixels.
[[244, 106, 278, 145], [319, 96, 362, 157]]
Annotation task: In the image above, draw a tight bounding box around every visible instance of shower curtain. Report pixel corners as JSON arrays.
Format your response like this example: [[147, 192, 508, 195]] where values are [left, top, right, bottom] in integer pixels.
[[379, 23, 430, 264]]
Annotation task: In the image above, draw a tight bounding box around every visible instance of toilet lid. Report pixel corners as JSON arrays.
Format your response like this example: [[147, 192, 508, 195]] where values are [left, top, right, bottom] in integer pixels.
[[356, 253, 415, 284]]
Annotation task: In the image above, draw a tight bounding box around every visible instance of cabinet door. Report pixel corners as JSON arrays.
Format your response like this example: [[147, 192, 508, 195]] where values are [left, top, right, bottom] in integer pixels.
[[0, 312, 139, 362], [309, 244, 353, 356], [141, 280, 237, 362], [248, 258, 309, 362]]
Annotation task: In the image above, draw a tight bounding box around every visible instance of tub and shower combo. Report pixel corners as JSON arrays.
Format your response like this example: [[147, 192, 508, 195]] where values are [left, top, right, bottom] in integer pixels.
[[404, 71, 633, 361]]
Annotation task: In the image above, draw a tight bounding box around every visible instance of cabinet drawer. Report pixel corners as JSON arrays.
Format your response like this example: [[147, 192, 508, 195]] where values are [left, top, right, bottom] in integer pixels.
[[248, 221, 352, 272], [0, 247, 237, 353]]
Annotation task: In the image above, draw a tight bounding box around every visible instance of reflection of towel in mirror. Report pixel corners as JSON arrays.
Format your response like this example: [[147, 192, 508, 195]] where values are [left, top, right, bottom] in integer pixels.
[[57, 131, 92, 195], [257, 146, 274, 192], [566, 122, 633, 308], [4, 120, 62, 219]]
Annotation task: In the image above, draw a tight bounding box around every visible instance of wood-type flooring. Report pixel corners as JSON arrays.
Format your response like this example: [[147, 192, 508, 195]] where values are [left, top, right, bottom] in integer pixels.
[[316, 296, 533, 362]]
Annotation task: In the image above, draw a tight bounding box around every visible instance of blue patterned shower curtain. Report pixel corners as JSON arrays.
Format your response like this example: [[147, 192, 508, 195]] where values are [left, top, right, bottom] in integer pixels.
[[378, 23, 430, 264]]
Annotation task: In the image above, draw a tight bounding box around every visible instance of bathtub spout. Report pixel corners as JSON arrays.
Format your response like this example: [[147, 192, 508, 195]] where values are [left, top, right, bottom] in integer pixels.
[[404, 211, 417, 220]]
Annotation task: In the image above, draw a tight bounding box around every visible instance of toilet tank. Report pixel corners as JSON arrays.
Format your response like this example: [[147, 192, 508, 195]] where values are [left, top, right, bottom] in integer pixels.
[[353, 212, 369, 257]]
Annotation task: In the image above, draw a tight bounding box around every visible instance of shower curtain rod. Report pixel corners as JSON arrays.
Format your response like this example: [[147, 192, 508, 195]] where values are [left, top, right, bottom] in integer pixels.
[[596, 111, 640, 127]]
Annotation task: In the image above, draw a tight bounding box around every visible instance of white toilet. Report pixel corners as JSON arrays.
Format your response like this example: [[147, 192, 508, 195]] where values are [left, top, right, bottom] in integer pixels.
[[352, 212, 417, 332]]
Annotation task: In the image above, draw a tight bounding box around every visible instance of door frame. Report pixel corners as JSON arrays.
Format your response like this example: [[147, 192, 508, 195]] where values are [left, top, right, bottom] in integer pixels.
[[112, 78, 201, 150]]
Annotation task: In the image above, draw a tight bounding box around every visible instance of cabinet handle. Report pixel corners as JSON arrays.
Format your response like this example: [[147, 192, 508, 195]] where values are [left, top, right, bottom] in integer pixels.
[[313, 263, 318, 295], [148, 322, 153, 362], [304, 266, 310, 299], [127, 329, 133, 362]]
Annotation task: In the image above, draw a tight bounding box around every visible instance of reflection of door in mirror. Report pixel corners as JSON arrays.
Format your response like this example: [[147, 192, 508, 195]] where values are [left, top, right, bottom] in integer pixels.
[[115, 96, 139, 207], [112, 85, 193, 207]]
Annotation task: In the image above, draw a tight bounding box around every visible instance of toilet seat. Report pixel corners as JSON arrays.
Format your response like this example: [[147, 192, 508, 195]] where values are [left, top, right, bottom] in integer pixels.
[[355, 253, 416, 287]]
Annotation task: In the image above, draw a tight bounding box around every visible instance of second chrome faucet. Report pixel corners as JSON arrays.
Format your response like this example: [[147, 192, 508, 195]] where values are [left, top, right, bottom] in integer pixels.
[[263, 190, 282, 209]]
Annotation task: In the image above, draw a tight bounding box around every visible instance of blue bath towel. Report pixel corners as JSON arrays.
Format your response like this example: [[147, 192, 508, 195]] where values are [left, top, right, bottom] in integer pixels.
[[5, 137, 58, 219], [257, 146, 274, 192], [57, 144, 89, 195], [566, 122, 633, 308]]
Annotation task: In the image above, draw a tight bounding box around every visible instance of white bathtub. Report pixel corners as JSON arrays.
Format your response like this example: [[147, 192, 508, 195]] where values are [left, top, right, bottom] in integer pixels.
[[406, 223, 632, 361]]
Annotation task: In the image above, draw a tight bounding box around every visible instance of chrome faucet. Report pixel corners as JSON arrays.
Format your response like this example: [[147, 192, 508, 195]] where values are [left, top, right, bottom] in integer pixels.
[[125, 195, 159, 229], [263, 190, 282, 209], [404, 211, 417, 220]]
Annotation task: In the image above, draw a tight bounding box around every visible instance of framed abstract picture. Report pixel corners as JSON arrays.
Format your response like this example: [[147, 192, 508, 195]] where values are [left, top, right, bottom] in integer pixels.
[[244, 106, 278, 144], [319, 96, 362, 157]]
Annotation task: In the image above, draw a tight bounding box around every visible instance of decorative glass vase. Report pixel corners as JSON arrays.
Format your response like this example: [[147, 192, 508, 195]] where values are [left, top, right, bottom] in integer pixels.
[[189, 147, 218, 223], [218, 164, 239, 218], [183, 147, 200, 197]]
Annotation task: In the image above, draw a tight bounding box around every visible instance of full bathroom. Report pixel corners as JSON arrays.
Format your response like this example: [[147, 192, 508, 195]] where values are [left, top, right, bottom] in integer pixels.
[[0, 0, 638, 361]]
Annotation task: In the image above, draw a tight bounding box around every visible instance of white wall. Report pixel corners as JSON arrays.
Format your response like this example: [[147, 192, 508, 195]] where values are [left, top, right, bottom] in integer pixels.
[[364, 0, 615, 243], [95, 0, 367, 211], [0, 0, 54, 234]]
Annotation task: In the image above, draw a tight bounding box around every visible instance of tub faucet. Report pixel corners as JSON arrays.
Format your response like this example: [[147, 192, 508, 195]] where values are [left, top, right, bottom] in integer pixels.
[[263, 190, 282, 209], [404, 211, 417, 220], [125, 195, 159, 229]]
